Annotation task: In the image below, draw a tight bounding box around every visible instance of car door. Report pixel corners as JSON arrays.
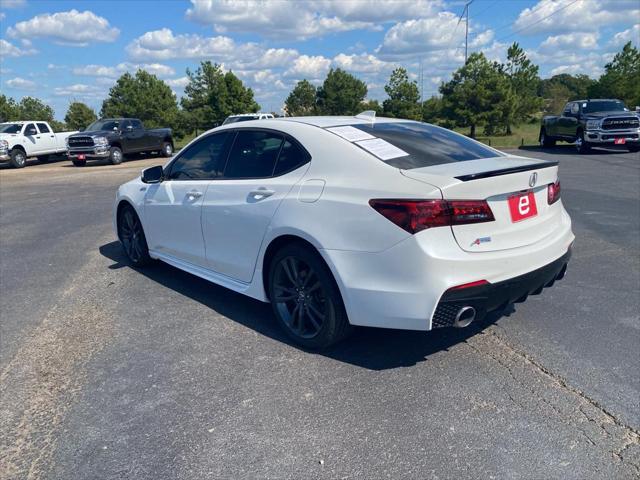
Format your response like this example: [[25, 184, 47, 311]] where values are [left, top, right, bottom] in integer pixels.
[[143, 131, 234, 267], [559, 103, 578, 138], [22, 123, 41, 154], [202, 129, 311, 282], [36, 123, 57, 153], [120, 120, 142, 152]]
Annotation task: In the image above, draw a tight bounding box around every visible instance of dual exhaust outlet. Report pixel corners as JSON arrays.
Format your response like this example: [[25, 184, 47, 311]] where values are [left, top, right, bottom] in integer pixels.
[[454, 306, 476, 328]]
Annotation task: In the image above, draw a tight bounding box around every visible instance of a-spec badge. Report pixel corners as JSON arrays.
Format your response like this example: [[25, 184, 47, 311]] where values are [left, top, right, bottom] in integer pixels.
[[529, 172, 538, 188], [471, 236, 492, 247]]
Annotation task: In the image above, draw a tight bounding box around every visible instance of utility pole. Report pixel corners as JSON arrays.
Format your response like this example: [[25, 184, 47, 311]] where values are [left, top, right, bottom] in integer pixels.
[[458, 0, 474, 64]]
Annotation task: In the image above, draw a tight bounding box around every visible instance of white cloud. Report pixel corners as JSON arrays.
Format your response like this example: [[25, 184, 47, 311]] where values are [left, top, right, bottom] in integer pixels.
[[165, 76, 189, 88], [1, 0, 26, 8], [609, 24, 640, 47], [377, 13, 493, 58], [0, 13, 5, 21], [53, 83, 104, 98], [6, 77, 37, 90], [284, 55, 331, 80], [126, 28, 237, 60], [332, 53, 392, 74], [539, 32, 599, 53], [7, 10, 119, 46], [0, 38, 37, 57], [513, 0, 639, 36], [73, 62, 175, 78]]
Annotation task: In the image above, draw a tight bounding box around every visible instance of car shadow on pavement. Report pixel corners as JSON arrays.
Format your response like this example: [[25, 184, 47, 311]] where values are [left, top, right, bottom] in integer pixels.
[[100, 241, 506, 371]]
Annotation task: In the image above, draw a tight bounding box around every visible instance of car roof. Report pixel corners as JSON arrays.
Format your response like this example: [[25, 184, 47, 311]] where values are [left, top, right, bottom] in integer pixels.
[[573, 99, 621, 103], [275, 116, 415, 128]]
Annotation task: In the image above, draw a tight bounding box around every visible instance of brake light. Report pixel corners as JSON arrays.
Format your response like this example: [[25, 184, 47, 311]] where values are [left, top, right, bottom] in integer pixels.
[[548, 180, 561, 204], [448, 280, 490, 291], [369, 199, 494, 234]]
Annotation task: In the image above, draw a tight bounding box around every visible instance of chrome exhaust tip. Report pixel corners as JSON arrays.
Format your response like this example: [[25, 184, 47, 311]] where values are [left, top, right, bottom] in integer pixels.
[[454, 306, 476, 328]]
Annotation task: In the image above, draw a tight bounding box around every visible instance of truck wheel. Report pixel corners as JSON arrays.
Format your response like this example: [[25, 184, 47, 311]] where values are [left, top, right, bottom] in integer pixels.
[[9, 149, 27, 168], [37, 155, 51, 163], [161, 142, 173, 157], [109, 146, 123, 165], [575, 130, 591, 154], [72, 160, 86, 167], [628, 145, 640, 153], [539, 128, 556, 148]]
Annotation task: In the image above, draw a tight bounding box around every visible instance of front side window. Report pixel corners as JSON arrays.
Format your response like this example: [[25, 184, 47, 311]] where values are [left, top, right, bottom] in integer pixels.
[[167, 132, 233, 180], [223, 130, 284, 179], [130, 120, 143, 129], [36, 123, 51, 133], [348, 122, 503, 169], [570, 103, 580, 115], [24, 123, 37, 136]]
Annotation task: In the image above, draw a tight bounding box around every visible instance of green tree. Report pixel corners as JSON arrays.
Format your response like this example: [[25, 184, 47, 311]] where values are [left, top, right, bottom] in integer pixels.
[[588, 42, 640, 108], [539, 73, 595, 103], [421, 96, 444, 125], [64, 101, 97, 131], [17, 97, 55, 122], [439, 53, 510, 138], [101, 70, 181, 134], [502, 42, 543, 134], [284, 79, 317, 116], [360, 99, 383, 116], [382, 67, 421, 120], [543, 82, 572, 115], [0, 94, 20, 122], [181, 61, 259, 130], [316, 68, 367, 115]]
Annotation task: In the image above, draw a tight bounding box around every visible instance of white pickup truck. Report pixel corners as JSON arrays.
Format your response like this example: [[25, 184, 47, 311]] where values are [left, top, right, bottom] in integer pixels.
[[0, 121, 77, 168]]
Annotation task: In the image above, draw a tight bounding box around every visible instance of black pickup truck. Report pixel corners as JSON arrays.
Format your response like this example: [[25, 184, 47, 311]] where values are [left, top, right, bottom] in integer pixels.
[[540, 99, 640, 153], [66, 118, 173, 166]]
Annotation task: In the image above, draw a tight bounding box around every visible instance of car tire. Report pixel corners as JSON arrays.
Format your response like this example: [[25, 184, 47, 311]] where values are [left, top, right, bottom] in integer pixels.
[[161, 142, 173, 157], [539, 128, 556, 148], [575, 130, 591, 154], [9, 149, 27, 168], [267, 242, 352, 349], [628, 145, 640, 153], [72, 160, 86, 167], [117, 205, 152, 267], [109, 146, 123, 165]]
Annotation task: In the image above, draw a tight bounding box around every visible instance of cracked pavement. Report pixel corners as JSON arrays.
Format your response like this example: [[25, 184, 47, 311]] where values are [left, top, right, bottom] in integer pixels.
[[1, 146, 638, 479]]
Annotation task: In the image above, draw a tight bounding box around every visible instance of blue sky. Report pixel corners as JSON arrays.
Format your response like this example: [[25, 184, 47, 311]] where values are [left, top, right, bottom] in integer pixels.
[[1, 0, 638, 119]]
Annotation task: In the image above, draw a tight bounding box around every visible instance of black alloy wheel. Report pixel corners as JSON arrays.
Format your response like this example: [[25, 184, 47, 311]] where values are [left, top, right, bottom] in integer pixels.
[[268, 243, 351, 348], [118, 206, 151, 266]]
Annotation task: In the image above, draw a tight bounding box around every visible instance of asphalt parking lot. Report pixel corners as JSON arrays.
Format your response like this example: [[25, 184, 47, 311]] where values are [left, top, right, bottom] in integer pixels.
[[1, 146, 639, 479]]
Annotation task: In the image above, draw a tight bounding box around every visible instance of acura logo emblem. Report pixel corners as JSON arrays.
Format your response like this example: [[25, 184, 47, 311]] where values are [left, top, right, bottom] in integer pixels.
[[529, 172, 538, 187]]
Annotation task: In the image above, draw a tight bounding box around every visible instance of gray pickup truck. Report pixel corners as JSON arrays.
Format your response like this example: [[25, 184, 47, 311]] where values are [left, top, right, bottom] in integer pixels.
[[66, 118, 173, 166], [540, 99, 640, 154]]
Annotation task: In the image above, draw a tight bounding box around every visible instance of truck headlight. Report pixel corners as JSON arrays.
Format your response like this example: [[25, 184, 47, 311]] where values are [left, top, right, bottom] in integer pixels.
[[94, 136, 109, 146], [586, 120, 601, 130], [0, 140, 8, 150]]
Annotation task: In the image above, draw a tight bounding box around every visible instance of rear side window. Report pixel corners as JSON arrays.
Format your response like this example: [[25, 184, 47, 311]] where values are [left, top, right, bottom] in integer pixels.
[[349, 122, 503, 169], [274, 140, 310, 175], [168, 132, 233, 180], [223, 130, 284, 179], [37, 123, 51, 133]]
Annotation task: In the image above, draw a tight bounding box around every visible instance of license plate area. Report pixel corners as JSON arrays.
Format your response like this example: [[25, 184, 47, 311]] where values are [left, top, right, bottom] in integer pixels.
[[77, 154, 86, 160], [508, 191, 538, 222], [614, 138, 626, 145]]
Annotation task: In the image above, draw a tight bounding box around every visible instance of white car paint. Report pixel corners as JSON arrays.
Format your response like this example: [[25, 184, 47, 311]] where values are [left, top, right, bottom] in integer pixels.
[[0, 121, 77, 161], [114, 116, 574, 332]]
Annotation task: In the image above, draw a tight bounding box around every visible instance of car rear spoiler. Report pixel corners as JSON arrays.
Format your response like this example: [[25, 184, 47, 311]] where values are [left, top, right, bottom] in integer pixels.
[[455, 161, 558, 182]]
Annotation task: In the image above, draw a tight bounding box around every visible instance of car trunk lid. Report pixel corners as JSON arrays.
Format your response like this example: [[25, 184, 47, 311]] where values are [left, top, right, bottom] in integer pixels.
[[402, 156, 563, 252]]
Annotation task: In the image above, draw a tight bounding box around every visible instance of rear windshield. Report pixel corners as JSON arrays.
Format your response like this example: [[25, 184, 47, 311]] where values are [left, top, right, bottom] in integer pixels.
[[348, 122, 503, 169], [223, 116, 258, 125]]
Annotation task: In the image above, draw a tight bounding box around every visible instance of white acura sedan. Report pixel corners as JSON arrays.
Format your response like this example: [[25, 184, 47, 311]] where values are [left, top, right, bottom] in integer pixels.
[[114, 114, 574, 348]]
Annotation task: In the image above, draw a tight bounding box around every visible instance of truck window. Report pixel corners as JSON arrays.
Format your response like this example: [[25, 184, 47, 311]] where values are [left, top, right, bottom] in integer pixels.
[[24, 124, 37, 136], [570, 103, 580, 115], [562, 104, 571, 115], [0, 124, 22, 134], [37, 123, 51, 134], [130, 119, 143, 130]]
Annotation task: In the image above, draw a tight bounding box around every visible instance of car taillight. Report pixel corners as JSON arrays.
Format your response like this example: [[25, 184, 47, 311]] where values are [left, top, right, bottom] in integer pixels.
[[548, 180, 561, 204], [369, 199, 494, 234]]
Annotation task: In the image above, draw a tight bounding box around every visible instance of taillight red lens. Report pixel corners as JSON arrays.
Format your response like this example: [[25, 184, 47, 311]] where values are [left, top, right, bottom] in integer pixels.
[[369, 199, 494, 234], [548, 180, 561, 204]]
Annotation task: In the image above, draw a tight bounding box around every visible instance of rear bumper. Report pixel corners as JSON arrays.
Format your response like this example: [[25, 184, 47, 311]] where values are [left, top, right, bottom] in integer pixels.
[[432, 249, 570, 328]]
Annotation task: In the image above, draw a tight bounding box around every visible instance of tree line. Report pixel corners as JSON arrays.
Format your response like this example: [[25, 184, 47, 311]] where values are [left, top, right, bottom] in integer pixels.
[[1, 42, 637, 139]]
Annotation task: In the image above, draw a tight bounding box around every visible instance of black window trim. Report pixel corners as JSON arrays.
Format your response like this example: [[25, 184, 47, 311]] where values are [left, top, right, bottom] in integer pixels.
[[164, 127, 311, 182]]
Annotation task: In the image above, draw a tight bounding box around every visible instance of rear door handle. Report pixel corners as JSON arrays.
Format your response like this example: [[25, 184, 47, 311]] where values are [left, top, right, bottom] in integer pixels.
[[249, 188, 275, 201]]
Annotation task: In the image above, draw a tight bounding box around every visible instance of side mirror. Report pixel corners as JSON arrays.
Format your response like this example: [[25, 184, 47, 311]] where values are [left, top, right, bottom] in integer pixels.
[[26, 128, 37, 135], [141, 165, 164, 184]]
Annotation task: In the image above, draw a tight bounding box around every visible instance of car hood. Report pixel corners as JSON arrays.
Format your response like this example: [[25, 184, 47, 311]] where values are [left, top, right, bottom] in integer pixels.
[[584, 111, 638, 119], [69, 129, 114, 138]]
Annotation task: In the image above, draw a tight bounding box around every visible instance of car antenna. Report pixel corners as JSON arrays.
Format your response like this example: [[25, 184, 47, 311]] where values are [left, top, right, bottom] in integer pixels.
[[355, 110, 376, 123]]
